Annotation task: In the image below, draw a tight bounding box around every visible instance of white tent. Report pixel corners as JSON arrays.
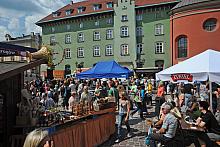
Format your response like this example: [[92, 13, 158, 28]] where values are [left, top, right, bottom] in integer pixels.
[[156, 49, 220, 111]]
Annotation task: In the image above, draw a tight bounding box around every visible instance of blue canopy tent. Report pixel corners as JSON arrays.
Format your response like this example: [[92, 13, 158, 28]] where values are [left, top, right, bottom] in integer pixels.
[[76, 60, 133, 79]]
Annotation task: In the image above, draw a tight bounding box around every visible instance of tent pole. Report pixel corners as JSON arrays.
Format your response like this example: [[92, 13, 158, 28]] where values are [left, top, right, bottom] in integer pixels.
[[209, 80, 213, 112]]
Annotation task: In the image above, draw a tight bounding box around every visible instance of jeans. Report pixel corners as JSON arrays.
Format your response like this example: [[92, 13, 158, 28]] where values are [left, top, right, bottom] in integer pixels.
[[117, 113, 130, 138], [131, 102, 143, 118], [184, 93, 192, 107]]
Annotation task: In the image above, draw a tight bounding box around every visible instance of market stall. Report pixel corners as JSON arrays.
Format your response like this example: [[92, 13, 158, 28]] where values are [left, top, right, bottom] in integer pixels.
[[76, 60, 133, 79], [156, 49, 220, 111]]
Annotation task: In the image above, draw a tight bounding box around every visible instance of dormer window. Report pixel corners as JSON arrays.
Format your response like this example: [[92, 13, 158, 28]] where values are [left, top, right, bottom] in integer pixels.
[[93, 4, 101, 11], [78, 6, 86, 13], [52, 12, 61, 17], [106, 2, 113, 8], [66, 9, 73, 16]]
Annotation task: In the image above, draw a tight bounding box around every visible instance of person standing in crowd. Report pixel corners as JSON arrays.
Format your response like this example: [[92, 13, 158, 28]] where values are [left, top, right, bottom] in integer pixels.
[[81, 86, 93, 109], [69, 80, 76, 92], [183, 83, 194, 108], [68, 91, 78, 111], [94, 83, 101, 100], [130, 86, 144, 120], [155, 81, 165, 118], [148, 102, 178, 147], [63, 81, 71, 110], [130, 82, 138, 110], [77, 81, 84, 100], [108, 82, 119, 109], [146, 79, 153, 105], [115, 92, 131, 143], [23, 128, 53, 147], [195, 101, 220, 147]]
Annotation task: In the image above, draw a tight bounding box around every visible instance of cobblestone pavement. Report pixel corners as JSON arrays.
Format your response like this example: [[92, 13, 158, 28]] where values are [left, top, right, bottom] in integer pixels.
[[99, 95, 196, 147], [99, 98, 158, 147]]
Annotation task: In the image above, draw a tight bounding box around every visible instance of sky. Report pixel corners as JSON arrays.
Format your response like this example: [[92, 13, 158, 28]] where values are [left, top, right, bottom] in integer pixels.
[[0, 0, 85, 41]]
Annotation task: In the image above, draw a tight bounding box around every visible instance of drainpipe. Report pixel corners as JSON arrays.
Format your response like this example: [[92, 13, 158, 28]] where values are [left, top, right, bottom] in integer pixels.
[[171, 12, 174, 65]]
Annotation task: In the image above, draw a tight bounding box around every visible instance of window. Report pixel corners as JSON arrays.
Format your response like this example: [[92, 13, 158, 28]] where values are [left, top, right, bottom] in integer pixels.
[[106, 2, 113, 8], [65, 48, 71, 59], [121, 44, 129, 56], [136, 14, 142, 21], [93, 46, 101, 57], [52, 12, 60, 17], [93, 31, 101, 40], [93, 4, 101, 10], [121, 26, 128, 37], [51, 27, 55, 33], [105, 44, 113, 56], [66, 9, 72, 16], [136, 27, 143, 36], [50, 36, 55, 45], [106, 29, 113, 39], [177, 36, 187, 58], [137, 43, 143, 54], [106, 18, 113, 24], [67, 25, 71, 31], [155, 24, 164, 35], [95, 21, 99, 26], [78, 7, 85, 13], [65, 34, 71, 44], [78, 32, 84, 42], [155, 42, 164, 54], [79, 22, 83, 28], [203, 18, 217, 32], [122, 15, 128, 21], [77, 47, 84, 58]]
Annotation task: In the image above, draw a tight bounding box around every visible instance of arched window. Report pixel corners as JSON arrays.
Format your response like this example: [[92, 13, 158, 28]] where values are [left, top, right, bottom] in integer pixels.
[[177, 36, 187, 58]]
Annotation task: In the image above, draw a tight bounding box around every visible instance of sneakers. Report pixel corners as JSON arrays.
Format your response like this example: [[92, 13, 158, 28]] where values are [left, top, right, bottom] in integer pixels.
[[127, 133, 132, 138], [115, 139, 120, 143]]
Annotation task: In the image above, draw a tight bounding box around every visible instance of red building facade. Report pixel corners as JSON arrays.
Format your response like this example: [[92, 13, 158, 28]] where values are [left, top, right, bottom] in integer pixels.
[[170, 0, 220, 65]]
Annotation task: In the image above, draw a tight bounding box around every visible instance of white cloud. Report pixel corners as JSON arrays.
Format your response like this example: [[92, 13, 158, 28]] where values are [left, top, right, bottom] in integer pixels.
[[24, 15, 43, 34], [8, 18, 20, 30], [0, 0, 87, 39], [0, 26, 10, 41]]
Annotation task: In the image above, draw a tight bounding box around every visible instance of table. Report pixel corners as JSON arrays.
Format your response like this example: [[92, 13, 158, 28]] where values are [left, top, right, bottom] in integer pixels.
[[179, 117, 205, 132], [51, 108, 116, 147]]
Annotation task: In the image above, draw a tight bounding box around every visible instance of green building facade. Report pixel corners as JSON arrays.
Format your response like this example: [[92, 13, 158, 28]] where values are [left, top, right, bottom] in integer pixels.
[[37, 0, 179, 74]]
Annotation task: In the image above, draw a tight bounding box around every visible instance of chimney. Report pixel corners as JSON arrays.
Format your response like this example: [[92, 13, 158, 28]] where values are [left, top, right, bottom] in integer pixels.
[[70, 0, 74, 5], [31, 32, 34, 36]]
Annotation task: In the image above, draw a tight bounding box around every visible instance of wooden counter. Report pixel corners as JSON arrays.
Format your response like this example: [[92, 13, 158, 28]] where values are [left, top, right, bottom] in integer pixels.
[[51, 108, 116, 147]]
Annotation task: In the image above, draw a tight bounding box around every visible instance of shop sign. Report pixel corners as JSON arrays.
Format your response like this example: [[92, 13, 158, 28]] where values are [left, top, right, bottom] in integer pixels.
[[171, 73, 193, 82], [0, 48, 26, 57]]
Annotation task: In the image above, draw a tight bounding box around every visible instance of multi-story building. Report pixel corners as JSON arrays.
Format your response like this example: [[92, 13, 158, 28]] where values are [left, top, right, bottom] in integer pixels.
[[170, 0, 220, 65], [36, 0, 179, 76], [1, 32, 42, 61], [1, 32, 42, 77]]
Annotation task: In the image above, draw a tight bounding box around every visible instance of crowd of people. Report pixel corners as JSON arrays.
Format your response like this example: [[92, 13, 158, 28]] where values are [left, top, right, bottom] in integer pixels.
[[22, 76, 220, 147]]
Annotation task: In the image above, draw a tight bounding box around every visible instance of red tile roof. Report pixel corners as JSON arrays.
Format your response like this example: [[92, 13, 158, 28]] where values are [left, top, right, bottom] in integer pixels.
[[36, 0, 178, 25]]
